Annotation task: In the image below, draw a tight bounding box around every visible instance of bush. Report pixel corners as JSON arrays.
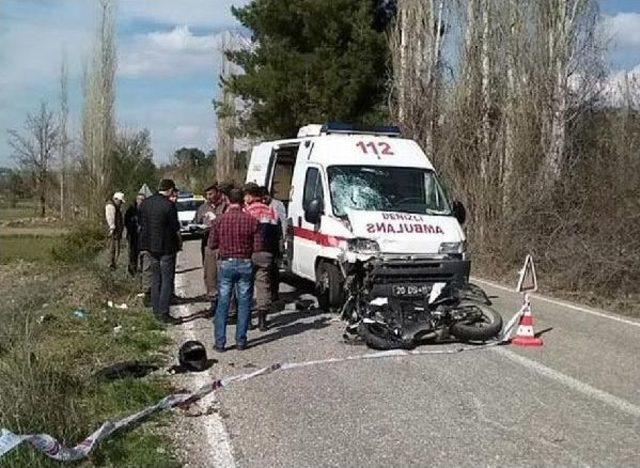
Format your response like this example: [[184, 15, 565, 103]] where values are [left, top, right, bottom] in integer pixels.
[[51, 223, 105, 264]]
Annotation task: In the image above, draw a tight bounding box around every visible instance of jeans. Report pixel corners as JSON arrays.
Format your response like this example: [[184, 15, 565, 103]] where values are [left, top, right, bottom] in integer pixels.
[[140, 250, 152, 294], [214, 259, 253, 348], [149, 253, 176, 316]]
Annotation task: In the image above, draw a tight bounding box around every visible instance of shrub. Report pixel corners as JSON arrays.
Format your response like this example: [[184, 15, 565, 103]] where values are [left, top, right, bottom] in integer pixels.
[[51, 223, 105, 264]]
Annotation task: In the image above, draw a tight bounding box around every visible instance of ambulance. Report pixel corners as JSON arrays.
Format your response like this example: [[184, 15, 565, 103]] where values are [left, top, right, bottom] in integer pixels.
[[245, 123, 470, 310]]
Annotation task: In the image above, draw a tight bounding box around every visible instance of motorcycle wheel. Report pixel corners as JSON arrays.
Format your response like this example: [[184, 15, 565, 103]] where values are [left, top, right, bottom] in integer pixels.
[[450, 303, 503, 342], [358, 323, 412, 350]]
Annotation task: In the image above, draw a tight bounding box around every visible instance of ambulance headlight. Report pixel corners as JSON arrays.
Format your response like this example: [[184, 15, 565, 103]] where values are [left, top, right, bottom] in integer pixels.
[[438, 241, 466, 255], [347, 238, 380, 253]]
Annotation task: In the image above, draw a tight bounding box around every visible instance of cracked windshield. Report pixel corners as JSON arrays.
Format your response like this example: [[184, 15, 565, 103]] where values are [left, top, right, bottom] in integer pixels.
[[328, 166, 451, 217]]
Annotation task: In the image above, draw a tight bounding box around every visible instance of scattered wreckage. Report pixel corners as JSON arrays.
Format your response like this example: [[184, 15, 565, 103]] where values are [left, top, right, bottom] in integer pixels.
[[339, 254, 503, 349]]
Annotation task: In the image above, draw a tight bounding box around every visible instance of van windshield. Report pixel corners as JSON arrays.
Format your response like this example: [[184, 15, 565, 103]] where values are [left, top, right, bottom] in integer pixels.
[[176, 200, 203, 211], [327, 166, 452, 217]]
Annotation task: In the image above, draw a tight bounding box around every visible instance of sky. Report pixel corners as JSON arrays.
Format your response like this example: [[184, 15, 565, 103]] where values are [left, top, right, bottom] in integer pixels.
[[0, 0, 639, 167]]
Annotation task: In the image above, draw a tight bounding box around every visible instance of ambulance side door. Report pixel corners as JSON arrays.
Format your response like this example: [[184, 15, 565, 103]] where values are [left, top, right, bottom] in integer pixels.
[[288, 142, 318, 280]]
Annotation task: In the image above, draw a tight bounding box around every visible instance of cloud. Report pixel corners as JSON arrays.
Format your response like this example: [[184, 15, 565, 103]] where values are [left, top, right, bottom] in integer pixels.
[[119, 0, 250, 30], [119, 26, 234, 77], [602, 12, 640, 49]]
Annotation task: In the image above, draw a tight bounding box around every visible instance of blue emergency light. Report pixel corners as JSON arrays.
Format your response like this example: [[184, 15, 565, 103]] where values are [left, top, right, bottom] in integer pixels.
[[321, 122, 401, 137]]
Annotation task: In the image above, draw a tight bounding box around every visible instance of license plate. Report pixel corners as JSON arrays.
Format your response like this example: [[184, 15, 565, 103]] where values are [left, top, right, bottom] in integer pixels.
[[392, 284, 431, 297]]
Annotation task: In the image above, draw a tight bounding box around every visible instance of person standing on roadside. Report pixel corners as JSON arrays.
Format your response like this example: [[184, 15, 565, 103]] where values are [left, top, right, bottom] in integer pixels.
[[124, 192, 146, 275], [208, 188, 261, 351], [244, 183, 281, 331], [262, 187, 286, 302], [196, 184, 229, 308], [139, 179, 181, 324], [105, 192, 125, 270]]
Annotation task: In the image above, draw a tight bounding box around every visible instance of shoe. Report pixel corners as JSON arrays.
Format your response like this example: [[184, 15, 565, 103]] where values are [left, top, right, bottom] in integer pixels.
[[213, 345, 226, 353], [236, 343, 247, 351], [258, 311, 268, 332]]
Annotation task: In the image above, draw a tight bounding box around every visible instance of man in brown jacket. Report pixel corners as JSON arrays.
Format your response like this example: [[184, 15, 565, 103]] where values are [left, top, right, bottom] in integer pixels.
[[196, 184, 229, 309]]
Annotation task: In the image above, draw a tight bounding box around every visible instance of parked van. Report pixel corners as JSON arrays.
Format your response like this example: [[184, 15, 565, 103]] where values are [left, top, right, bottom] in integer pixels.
[[246, 123, 469, 310]]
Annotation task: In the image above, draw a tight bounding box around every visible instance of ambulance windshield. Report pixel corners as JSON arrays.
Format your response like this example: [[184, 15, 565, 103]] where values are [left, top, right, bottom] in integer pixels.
[[327, 166, 452, 217]]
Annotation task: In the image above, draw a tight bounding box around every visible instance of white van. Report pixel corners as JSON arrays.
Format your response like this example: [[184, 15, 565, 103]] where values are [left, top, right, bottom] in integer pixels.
[[246, 123, 470, 310]]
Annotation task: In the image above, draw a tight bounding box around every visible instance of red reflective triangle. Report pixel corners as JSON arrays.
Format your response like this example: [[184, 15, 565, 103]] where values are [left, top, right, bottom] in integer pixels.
[[516, 255, 537, 292]]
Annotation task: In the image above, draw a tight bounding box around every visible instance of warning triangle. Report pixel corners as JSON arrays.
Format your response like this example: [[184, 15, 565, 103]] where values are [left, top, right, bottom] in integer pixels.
[[516, 254, 537, 293]]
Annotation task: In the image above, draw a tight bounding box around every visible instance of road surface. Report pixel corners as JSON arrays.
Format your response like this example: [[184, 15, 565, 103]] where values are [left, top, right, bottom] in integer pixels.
[[169, 240, 640, 467]]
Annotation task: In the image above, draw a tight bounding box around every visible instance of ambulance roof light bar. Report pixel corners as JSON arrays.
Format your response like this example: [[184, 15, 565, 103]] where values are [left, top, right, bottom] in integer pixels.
[[320, 122, 401, 138]]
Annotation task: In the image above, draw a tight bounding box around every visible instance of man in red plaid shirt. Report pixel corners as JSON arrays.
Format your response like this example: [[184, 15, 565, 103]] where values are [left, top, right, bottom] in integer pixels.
[[208, 188, 262, 351]]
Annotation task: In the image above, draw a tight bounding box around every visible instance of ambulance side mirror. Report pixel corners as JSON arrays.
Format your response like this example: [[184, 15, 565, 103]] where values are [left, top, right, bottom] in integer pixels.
[[452, 201, 466, 225], [305, 198, 323, 224]]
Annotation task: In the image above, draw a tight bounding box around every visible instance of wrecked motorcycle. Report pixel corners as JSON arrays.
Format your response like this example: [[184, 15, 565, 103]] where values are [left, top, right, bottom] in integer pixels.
[[340, 256, 503, 349]]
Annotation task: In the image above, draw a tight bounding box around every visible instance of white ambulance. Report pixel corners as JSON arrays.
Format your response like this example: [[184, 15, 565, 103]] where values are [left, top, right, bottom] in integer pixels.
[[246, 123, 470, 310]]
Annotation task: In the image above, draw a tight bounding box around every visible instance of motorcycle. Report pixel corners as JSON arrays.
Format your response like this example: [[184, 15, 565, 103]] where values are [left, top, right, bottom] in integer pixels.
[[339, 255, 503, 350]]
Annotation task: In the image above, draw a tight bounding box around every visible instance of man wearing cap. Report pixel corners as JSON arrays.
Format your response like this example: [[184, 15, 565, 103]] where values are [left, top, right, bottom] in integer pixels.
[[105, 192, 125, 270], [208, 188, 262, 351], [196, 184, 229, 308], [139, 179, 181, 323]]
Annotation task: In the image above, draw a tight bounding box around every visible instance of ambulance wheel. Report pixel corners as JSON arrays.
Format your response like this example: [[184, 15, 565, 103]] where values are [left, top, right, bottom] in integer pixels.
[[315, 262, 343, 311]]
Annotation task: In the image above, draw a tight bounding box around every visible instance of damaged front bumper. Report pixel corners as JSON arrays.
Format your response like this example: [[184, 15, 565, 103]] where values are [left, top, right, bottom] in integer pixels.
[[342, 252, 470, 298]]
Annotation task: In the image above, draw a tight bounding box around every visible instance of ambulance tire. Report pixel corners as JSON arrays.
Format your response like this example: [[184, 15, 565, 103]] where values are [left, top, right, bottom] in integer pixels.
[[315, 262, 343, 312]]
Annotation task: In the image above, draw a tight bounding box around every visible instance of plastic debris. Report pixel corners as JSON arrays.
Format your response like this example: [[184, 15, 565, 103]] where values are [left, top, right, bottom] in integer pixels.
[[72, 309, 87, 319]]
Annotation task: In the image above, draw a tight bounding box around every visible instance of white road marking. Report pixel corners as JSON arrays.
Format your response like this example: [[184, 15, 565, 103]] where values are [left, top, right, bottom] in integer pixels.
[[494, 347, 640, 419], [471, 276, 640, 328], [174, 267, 236, 468]]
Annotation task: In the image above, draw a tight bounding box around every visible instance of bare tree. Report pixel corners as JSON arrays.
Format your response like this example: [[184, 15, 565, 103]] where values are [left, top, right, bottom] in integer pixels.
[[82, 0, 117, 217], [7, 102, 59, 217], [390, 0, 447, 157], [58, 54, 70, 219], [538, 0, 596, 188]]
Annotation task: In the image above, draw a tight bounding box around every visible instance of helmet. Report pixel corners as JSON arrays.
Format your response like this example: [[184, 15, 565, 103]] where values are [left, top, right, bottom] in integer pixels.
[[113, 191, 125, 202], [178, 340, 208, 372]]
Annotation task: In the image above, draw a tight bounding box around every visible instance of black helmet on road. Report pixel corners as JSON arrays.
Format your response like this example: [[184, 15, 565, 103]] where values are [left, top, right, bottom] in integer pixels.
[[178, 340, 208, 372]]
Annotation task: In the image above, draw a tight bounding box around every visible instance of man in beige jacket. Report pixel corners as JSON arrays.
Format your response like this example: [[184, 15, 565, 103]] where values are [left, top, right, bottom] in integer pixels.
[[105, 191, 125, 270]]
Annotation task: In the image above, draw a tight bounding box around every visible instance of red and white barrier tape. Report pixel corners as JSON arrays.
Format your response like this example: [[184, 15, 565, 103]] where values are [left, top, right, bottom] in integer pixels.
[[0, 340, 511, 461]]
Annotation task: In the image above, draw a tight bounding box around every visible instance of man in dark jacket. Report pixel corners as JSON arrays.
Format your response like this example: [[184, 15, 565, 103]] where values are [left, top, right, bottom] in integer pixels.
[[124, 192, 146, 275], [139, 179, 181, 323]]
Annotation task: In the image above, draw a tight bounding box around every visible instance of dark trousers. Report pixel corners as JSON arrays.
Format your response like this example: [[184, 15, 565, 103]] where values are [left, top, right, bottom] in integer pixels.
[[149, 253, 176, 316], [127, 235, 139, 275]]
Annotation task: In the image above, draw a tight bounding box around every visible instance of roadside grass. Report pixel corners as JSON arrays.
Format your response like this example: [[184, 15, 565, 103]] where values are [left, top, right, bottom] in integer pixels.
[[0, 235, 64, 264], [0, 229, 179, 467], [0, 200, 39, 220], [472, 254, 640, 318]]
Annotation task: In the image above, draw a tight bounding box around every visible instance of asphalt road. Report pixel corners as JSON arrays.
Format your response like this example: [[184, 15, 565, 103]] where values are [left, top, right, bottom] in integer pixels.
[[170, 240, 640, 467]]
